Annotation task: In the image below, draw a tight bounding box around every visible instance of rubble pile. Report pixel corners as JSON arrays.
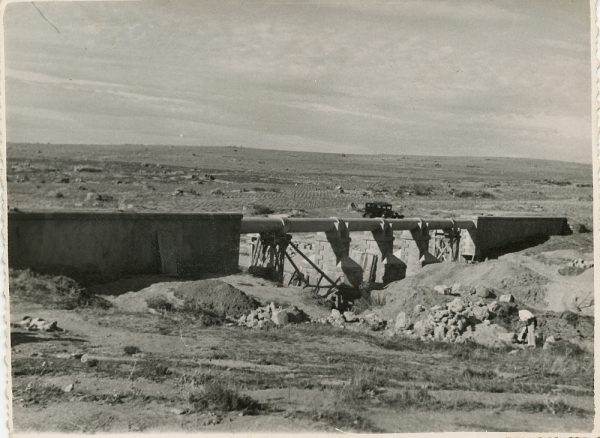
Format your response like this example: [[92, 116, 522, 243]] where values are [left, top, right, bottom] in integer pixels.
[[238, 302, 309, 328], [11, 316, 63, 332], [324, 309, 386, 331], [390, 284, 547, 348]]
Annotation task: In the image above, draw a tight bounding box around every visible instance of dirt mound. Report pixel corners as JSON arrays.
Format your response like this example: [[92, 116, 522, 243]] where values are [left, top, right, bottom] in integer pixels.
[[535, 311, 594, 352], [372, 260, 549, 320], [9, 269, 111, 309], [111, 279, 260, 319]]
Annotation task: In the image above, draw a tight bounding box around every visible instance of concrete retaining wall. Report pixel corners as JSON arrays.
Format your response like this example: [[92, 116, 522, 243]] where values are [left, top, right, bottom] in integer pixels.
[[8, 211, 242, 282], [472, 216, 570, 259]]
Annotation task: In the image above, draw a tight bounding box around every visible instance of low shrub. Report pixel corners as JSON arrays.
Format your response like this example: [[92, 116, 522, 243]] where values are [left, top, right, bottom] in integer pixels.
[[188, 380, 262, 414]]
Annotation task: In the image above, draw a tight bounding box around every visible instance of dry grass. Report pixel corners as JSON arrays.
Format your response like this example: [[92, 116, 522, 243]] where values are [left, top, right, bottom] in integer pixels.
[[188, 380, 262, 414]]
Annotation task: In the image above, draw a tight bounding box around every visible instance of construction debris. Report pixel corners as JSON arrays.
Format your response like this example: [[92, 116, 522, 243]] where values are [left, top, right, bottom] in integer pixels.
[[388, 295, 543, 348], [238, 302, 309, 328]]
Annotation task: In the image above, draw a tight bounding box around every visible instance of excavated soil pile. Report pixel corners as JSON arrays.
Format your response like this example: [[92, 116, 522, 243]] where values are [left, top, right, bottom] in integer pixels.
[[111, 279, 261, 320], [9, 269, 111, 309], [373, 260, 549, 321]]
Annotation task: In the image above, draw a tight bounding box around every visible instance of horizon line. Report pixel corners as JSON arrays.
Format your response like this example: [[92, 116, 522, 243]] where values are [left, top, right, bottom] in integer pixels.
[[6, 141, 593, 166]]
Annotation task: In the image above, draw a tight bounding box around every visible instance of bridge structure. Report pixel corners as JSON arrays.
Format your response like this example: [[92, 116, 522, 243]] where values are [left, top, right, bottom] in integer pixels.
[[239, 216, 569, 293], [7, 210, 569, 287]]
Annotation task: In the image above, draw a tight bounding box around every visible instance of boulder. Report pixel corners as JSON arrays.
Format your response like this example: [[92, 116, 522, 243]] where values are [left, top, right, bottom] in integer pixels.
[[434, 285, 452, 295], [472, 306, 490, 322], [447, 298, 466, 313], [413, 319, 435, 337], [499, 294, 514, 303], [271, 310, 289, 326], [330, 309, 342, 320], [487, 301, 499, 313], [414, 304, 425, 313], [433, 325, 446, 341], [360, 313, 385, 331], [475, 286, 494, 298], [451, 283, 462, 294], [518, 309, 535, 322], [343, 311, 358, 323], [394, 312, 411, 331], [445, 327, 459, 341]]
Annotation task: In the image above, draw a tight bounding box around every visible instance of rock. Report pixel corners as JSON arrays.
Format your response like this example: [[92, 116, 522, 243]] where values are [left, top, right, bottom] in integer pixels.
[[434, 285, 452, 295], [472, 306, 490, 322], [330, 309, 342, 320], [447, 298, 466, 313], [499, 294, 514, 303], [271, 310, 289, 326], [445, 327, 459, 341], [343, 311, 358, 323], [414, 304, 425, 313], [518, 309, 535, 322], [433, 325, 446, 341], [394, 312, 410, 331], [517, 326, 528, 343], [63, 383, 74, 393], [360, 313, 385, 331], [498, 332, 516, 344], [475, 285, 493, 298], [413, 319, 434, 337], [456, 318, 467, 333], [487, 301, 499, 313], [451, 283, 462, 294]]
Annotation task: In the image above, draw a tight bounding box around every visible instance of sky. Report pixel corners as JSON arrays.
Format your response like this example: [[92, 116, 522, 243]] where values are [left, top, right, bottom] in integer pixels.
[[3, 0, 592, 163]]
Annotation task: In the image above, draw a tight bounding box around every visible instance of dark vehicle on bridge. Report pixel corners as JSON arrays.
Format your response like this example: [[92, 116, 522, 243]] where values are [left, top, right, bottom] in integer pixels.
[[362, 202, 404, 219]]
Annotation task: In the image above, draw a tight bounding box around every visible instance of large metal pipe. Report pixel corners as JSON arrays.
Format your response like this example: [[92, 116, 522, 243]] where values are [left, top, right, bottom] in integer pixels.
[[425, 219, 476, 230], [239, 217, 285, 234], [240, 216, 476, 234]]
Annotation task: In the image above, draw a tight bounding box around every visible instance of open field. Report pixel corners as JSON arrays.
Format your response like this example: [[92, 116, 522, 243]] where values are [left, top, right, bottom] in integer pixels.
[[6, 143, 593, 225], [7, 143, 594, 433]]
